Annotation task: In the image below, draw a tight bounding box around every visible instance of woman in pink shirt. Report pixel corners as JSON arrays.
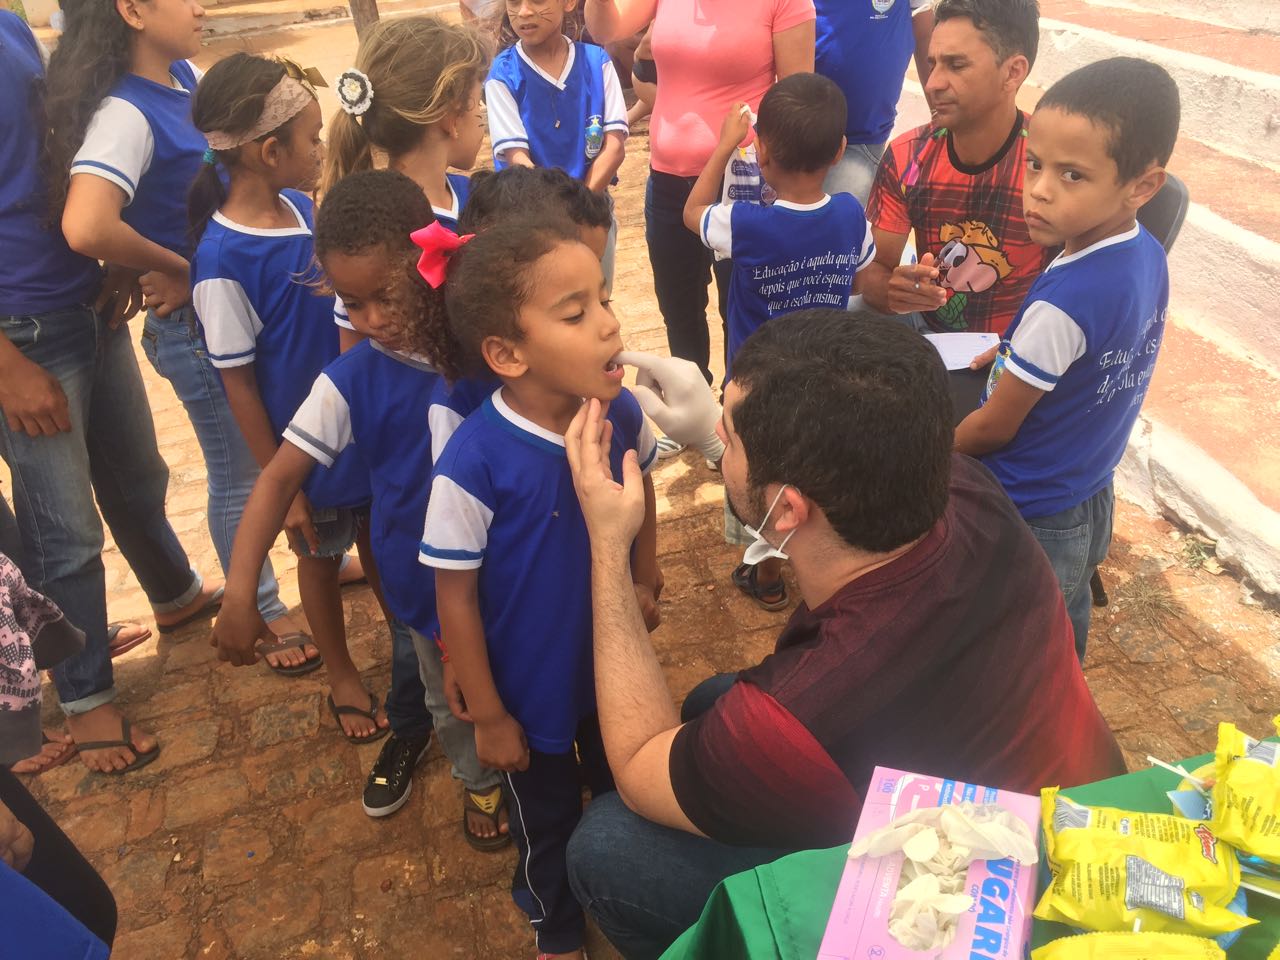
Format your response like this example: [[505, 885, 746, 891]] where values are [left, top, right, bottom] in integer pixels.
[[586, 0, 815, 392]]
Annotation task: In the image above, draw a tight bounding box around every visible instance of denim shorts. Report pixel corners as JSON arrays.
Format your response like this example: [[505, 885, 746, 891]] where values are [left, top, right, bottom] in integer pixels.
[[290, 505, 360, 559]]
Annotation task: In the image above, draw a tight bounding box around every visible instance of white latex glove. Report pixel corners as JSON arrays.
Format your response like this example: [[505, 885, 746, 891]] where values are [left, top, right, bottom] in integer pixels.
[[615, 351, 725, 462]]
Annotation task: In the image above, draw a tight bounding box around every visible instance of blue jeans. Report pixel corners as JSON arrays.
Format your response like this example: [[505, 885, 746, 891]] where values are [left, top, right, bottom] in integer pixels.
[[822, 141, 885, 206], [140, 307, 286, 623], [566, 674, 785, 959], [1027, 483, 1115, 662], [384, 618, 433, 741], [0, 305, 200, 714], [645, 170, 733, 385]]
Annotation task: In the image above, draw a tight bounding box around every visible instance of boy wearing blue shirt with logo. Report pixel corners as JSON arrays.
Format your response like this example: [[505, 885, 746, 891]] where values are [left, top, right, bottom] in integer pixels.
[[955, 58, 1181, 661], [683, 72, 876, 612], [421, 220, 659, 960]]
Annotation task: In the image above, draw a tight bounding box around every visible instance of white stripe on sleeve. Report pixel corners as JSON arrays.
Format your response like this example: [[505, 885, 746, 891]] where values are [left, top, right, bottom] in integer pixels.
[[1005, 300, 1087, 392], [601, 60, 629, 136], [700, 204, 734, 256], [419, 475, 493, 569], [192, 278, 263, 368], [856, 220, 877, 271], [282, 373, 353, 467], [70, 98, 154, 203]]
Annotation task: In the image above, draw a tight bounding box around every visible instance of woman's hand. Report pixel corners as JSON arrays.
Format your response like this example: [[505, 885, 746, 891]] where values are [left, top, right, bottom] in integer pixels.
[[139, 263, 191, 318]]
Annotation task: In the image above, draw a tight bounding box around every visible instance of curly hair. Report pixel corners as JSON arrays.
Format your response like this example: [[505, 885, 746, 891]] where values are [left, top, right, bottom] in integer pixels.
[[459, 166, 613, 234], [315, 169, 464, 379], [40, 0, 134, 223], [443, 217, 579, 376], [322, 16, 491, 195]]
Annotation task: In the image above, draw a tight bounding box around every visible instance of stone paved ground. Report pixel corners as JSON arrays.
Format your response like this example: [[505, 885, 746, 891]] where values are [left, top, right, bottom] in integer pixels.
[[19, 14, 1280, 960]]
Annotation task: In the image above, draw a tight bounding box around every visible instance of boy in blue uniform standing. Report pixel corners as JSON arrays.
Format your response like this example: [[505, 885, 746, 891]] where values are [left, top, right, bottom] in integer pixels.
[[421, 220, 659, 960], [683, 72, 876, 612], [955, 58, 1181, 661], [485, 0, 628, 283]]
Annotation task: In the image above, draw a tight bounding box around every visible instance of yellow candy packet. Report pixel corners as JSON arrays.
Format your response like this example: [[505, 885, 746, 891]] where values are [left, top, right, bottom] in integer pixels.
[[1035, 789, 1255, 937], [1212, 722, 1280, 863], [1031, 931, 1225, 959]]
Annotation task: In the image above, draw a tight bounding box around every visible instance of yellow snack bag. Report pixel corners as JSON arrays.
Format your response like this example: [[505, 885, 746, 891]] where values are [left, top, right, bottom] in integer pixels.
[[1035, 789, 1255, 937], [1031, 931, 1225, 959], [1211, 722, 1280, 862]]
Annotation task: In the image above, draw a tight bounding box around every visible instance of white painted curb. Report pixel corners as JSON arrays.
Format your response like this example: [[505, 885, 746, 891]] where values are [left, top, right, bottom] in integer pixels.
[[1118, 415, 1280, 597]]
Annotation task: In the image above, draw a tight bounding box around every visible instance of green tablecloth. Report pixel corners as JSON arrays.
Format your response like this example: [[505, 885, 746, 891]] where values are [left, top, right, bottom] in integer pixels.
[[661, 751, 1280, 959]]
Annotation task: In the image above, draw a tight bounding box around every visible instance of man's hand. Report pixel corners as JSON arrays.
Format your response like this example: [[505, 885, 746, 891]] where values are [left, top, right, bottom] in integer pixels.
[[616, 351, 724, 460], [474, 713, 529, 772], [283, 491, 319, 556], [886, 252, 949, 314], [210, 600, 271, 667], [566, 398, 646, 556], [442, 659, 472, 722], [0, 349, 70, 437], [634, 581, 661, 631], [94, 264, 144, 329], [718, 101, 753, 151], [139, 263, 191, 318], [0, 800, 34, 872]]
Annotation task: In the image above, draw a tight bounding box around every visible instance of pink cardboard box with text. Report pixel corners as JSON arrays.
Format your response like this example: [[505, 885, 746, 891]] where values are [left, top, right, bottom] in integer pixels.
[[817, 767, 1041, 960]]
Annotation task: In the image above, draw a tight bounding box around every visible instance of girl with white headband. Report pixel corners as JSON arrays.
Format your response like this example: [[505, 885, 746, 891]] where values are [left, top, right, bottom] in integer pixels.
[[187, 54, 391, 745]]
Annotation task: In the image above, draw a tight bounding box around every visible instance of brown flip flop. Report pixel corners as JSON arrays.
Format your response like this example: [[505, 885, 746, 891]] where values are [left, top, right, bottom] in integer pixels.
[[255, 632, 323, 677], [76, 717, 160, 774]]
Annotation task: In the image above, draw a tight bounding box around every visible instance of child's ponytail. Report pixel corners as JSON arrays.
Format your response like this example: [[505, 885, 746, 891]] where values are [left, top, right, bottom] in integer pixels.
[[320, 15, 491, 196], [188, 53, 320, 244], [40, 0, 133, 222]]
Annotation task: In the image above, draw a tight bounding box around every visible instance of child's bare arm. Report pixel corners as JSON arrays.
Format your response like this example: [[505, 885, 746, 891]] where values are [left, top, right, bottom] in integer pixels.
[[503, 147, 535, 168], [682, 103, 752, 234], [954, 373, 1044, 457], [211, 442, 316, 664], [585, 131, 626, 194], [435, 568, 530, 771]]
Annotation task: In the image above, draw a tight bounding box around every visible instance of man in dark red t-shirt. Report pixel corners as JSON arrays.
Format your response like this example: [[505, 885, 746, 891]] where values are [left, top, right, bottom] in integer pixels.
[[563, 311, 1124, 960]]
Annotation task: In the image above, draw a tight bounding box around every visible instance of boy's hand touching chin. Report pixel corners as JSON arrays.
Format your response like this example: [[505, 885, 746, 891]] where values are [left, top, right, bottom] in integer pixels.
[[475, 713, 530, 772]]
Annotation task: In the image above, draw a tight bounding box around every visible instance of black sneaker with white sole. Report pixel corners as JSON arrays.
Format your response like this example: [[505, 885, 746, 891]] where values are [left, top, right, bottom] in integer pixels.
[[362, 732, 432, 818]]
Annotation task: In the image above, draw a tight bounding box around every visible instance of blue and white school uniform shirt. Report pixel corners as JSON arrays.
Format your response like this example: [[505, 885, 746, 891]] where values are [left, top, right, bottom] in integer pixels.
[[333, 175, 470, 331], [284, 340, 441, 633], [70, 61, 205, 257], [815, 0, 930, 146], [701, 193, 876, 376], [427, 374, 500, 463], [420, 389, 657, 753], [980, 224, 1169, 520], [191, 189, 369, 510], [486, 39, 627, 181], [0, 12, 102, 317]]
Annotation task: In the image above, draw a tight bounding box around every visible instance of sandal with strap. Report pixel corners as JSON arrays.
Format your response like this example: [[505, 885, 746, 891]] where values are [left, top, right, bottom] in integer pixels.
[[463, 785, 511, 852], [327, 692, 390, 745], [731, 563, 788, 612], [76, 717, 160, 775], [107, 622, 152, 659], [256, 632, 324, 678]]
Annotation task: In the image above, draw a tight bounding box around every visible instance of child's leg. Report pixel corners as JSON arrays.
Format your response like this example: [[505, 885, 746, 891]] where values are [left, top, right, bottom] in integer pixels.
[[504, 749, 589, 956], [363, 618, 434, 817], [409, 628, 506, 841]]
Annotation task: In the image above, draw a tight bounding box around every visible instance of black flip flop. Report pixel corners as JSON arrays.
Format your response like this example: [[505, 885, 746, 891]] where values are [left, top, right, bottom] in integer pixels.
[[156, 586, 225, 635], [76, 717, 160, 774], [107, 621, 153, 658], [327, 692, 390, 745], [731, 563, 789, 611], [463, 785, 511, 852], [256, 632, 324, 677]]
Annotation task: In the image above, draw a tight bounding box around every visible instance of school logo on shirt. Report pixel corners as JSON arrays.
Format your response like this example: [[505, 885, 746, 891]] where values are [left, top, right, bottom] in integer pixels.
[[585, 115, 604, 160], [871, 0, 896, 16]]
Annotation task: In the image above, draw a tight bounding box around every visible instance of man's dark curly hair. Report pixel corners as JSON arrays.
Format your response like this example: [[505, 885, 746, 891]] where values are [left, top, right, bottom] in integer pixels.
[[315, 169, 464, 379]]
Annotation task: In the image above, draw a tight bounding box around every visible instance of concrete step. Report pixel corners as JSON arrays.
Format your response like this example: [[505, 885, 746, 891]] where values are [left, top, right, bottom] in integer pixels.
[[1063, 0, 1280, 38]]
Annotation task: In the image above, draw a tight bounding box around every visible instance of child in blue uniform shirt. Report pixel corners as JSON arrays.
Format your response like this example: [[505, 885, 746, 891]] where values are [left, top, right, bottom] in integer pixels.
[[955, 58, 1181, 661], [486, 0, 628, 285], [683, 73, 876, 613], [420, 220, 660, 960], [189, 56, 377, 707], [213, 171, 506, 844]]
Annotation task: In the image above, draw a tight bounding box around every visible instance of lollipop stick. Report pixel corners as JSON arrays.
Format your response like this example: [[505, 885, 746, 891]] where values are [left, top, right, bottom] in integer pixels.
[[1146, 755, 1209, 793]]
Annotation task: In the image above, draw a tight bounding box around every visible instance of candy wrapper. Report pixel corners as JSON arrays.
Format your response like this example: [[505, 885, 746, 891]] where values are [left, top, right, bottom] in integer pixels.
[[1211, 721, 1280, 864], [1035, 790, 1255, 937], [818, 768, 1041, 960], [1030, 931, 1225, 959]]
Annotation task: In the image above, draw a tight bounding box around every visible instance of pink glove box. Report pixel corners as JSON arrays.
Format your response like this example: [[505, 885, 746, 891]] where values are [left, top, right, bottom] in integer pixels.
[[818, 767, 1041, 960]]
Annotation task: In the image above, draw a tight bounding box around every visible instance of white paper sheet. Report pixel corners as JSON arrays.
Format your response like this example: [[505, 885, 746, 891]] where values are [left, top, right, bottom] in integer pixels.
[[924, 332, 1000, 371]]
